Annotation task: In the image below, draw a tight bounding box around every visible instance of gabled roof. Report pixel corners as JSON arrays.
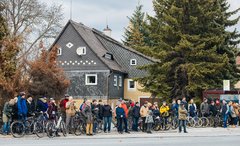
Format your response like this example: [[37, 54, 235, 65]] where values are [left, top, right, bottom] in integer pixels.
[[52, 20, 156, 75], [92, 28, 157, 63]]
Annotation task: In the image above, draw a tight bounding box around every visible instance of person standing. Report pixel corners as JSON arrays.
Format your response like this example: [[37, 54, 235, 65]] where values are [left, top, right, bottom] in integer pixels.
[[209, 101, 218, 127], [232, 102, 239, 127], [102, 101, 112, 133], [59, 94, 69, 122], [116, 103, 125, 134], [140, 101, 149, 132], [17, 92, 28, 123], [160, 101, 170, 130], [132, 102, 140, 131], [200, 98, 209, 117], [229, 101, 237, 128], [188, 99, 197, 118], [26, 95, 35, 117], [65, 96, 77, 133], [121, 100, 129, 133], [2, 99, 14, 135], [178, 102, 188, 133], [145, 110, 154, 134], [221, 100, 229, 128], [83, 100, 94, 136], [48, 98, 58, 120]]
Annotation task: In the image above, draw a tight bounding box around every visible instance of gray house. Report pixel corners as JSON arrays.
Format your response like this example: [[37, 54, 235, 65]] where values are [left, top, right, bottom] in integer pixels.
[[52, 20, 154, 102]]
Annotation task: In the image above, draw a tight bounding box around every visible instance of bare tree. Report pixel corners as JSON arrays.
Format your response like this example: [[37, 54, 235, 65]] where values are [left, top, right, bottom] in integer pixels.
[[2, 0, 64, 59]]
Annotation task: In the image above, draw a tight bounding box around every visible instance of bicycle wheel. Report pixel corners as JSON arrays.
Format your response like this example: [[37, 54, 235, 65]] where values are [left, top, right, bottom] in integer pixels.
[[74, 125, 82, 136], [201, 117, 209, 127], [164, 118, 171, 130], [171, 118, 179, 130], [11, 121, 25, 138], [34, 121, 45, 138], [153, 120, 161, 131], [209, 118, 214, 127], [60, 121, 67, 137], [25, 120, 34, 135], [46, 121, 56, 138], [194, 117, 202, 128]]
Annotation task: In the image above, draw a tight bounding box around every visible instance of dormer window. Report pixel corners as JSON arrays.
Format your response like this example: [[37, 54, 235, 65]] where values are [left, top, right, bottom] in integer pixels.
[[130, 59, 137, 65], [57, 48, 62, 56], [104, 53, 113, 60]]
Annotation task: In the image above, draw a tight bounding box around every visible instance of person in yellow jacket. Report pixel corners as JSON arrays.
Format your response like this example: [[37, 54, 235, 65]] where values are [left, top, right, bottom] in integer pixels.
[[160, 101, 170, 130]]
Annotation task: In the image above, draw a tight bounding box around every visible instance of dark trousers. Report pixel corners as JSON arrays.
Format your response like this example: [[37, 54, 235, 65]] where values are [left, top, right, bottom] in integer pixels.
[[146, 123, 152, 132], [123, 117, 128, 132], [142, 117, 147, 132], [132, 117, 139, 131], [179, 120, 187, 132], [117, 117, 123, 132], [104, 117, 112, 132]]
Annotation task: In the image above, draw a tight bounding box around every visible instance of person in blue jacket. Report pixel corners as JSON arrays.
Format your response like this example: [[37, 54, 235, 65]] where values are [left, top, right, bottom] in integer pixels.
[[36, 96, 48, 113], [17, 92, 28, 122], [116, 103, 127, 134]]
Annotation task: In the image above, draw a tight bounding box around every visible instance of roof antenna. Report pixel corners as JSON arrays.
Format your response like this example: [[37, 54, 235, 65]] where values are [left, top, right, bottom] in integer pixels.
[[70, 0, 72, 20]]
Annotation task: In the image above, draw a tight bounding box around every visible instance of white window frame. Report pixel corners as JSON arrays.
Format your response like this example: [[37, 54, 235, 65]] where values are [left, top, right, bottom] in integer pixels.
[[85, 74, 97, 85], [130, 59, 137, 65], [119, 76, 122, 87], [57, 48, 62, 56], [128, 79, 136, 90], [113, 75, 118, 87]]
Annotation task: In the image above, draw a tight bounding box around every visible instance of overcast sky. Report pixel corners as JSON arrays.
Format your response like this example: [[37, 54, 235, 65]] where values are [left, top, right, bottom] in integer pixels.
[[41, 0, 240, 42]]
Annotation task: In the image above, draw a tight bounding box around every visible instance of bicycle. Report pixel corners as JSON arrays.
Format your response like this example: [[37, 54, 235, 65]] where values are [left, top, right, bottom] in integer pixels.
[[73, 111, 86, 136], [46, 113, 67, 138], [34, 112, 49, 138], [10, 115, 36, 138]]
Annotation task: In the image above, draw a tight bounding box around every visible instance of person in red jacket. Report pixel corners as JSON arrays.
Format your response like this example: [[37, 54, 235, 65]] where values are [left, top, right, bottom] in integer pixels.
[[121, 100, 130, 133], [59, 94, 69, 121]]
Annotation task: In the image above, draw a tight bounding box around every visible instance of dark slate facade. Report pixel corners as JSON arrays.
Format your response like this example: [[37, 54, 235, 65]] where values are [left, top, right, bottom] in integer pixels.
[[52, 20, 154, 99]]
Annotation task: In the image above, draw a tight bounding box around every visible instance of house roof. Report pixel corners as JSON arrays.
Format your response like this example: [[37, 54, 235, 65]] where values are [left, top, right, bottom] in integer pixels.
[[52, 20, 156, 75], [70, 20, 126, 73]]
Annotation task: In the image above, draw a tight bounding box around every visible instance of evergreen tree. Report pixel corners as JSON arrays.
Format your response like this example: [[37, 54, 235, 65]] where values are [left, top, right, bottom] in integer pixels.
[[123, 3, 150, 54], [138, 0, 239, 99]]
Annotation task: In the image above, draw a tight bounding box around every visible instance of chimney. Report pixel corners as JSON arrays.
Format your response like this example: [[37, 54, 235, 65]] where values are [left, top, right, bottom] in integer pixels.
[[103, 25, 112, 37]]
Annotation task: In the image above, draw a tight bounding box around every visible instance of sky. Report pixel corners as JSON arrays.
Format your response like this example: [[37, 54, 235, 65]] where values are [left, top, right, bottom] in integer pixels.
[[41, 0, 240, 42]]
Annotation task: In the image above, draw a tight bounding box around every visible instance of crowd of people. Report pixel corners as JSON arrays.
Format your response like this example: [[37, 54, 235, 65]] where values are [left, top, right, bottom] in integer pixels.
[[1, 92, 240, 136]]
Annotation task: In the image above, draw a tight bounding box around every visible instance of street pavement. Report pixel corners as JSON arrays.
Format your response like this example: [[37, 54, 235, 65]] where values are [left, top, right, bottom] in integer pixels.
[[0, 127, 240, 146]]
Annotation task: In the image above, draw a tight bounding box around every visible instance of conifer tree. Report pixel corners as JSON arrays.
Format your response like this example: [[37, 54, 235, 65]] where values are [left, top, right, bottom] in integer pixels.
[[137, 0, 239, 99], [123, 3, 150, 54]]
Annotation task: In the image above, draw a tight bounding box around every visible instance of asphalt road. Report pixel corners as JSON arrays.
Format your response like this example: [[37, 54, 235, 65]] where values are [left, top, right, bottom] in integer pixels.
[[0, 136, 240, 146]]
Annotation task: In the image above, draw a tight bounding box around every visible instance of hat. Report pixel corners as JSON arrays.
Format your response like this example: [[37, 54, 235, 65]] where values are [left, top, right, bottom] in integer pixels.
[[180, 102, 184, 105], [64, 94, 69, 97]]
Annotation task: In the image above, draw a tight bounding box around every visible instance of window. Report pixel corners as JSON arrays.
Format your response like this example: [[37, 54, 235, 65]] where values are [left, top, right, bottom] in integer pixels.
[[119, 76, 122, 87], [85, 74, 97, 85], [128, 79, 136, 90], [57, 48, 62, 56], [104, 53, 113, 60], [130, 59, 137, 65], [76, 47, 86, 55], [113, 75, 118, 86]]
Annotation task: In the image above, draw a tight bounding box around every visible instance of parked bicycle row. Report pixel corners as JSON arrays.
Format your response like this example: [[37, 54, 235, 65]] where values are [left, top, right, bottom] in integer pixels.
[[1, 92, 240, 138]]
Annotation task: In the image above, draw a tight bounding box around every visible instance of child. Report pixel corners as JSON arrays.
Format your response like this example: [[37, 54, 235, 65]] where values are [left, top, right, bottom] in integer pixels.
[[145, 110, 154, 134]]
